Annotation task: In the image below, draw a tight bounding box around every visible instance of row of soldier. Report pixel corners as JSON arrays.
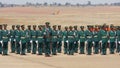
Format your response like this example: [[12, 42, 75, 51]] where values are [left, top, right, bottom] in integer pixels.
[[0, 22, 120, 56]]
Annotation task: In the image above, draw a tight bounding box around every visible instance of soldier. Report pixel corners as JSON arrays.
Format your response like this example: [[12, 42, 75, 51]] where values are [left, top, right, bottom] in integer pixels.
[[20, 25, 27, 55], [31, 25, 37, 54], [116, 26, 120, 53], [10, 25, 16, 53], [0, 25, 3, 54], [26, 25, 32, 53], [2, 24, 10, 55], [108, 25, 116, 54], [51, 25, 58, 55], [85, 25, 93, 55], [15, 25, 21, 54], [57, 25, 63, 53], [36, 25, 44, 55], [43, 22, 52, 57], [73, 26, 79, 53], [99, 25, 108, 55], [67, 26, 75, 55], [93, 25, 101, 54], [78, 26, 86, 54], [63, 26, 68, 54]]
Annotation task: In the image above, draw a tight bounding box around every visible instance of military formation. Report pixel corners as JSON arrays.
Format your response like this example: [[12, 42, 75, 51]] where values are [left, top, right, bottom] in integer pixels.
[[0, 22, 120, 57]]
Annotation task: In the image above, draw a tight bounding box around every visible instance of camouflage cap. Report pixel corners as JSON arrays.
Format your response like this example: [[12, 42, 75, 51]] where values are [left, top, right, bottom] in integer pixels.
[[69, 26, 73, 28], [53, 25, 57, 27], [27, 25, 31, 27], [74, 26, 77, 28], [21, 25, 25, 27], [3, 24, 7, 26], [12, 25, 15, 27], [65, 26, 68, 28], [80, 26, 84, 28], [110, 24, 114, 28], [38, 25, 42, 28], [58, 25, 61, 27]]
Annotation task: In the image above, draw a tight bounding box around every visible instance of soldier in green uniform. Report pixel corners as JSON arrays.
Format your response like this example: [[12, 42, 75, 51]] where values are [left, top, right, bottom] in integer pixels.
[[2, 24, 9, 55], [85, 25, 93, 55], [15, 25, 21, 54], [43, 22, 52, 57], [93, 25, 101, 54], [63, 26, 68, 54], [20, 25, 27, 55], [0, 25, 3, 54], [51, 25, 58, 55], [116, 26, 120, 53], [31, 25, 37, 54], [73, 26, 79, 53], [10, 25, 16, 53], [57, 25, 63, 53], [26, 25, 32, 53], [78, 26, 86, 54], [99, 25, 108, 55], [108, 25, 116, 54], [68, 26, 75, 55], [36, 25, 44, 55]]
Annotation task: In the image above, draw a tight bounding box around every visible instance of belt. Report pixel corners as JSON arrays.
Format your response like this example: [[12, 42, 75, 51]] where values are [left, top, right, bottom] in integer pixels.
[[102, 36, 107, 38], [68, 36, 74, 38], [38, 36, 43, 38], [53, 36, 57, 38], [15, 36, 19, 37], [80, 36, 85, 38], [21, 37, 25, 39], [32, 36, 36, 38], [3, 37, 8, 39], [87, 36, 92, 38], [94, 35, 98, 37], [110, 37, 115, 38]]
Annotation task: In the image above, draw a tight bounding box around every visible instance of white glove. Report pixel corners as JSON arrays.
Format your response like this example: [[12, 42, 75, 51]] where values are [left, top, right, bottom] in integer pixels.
[[9, 39, 11, 42], [0, 41, 3, 44], [119, 41, 120, 44], [19, 40, 21, 45], [99, 40, 102, 43], [92, 41, 95, 45], [14, 39, 16, 42], [74, 42, 76, 44], [108, 40, 110, 43], [36, 40, 38, 43], [30, 40, 33, 43], [66, 40, 68, 43]]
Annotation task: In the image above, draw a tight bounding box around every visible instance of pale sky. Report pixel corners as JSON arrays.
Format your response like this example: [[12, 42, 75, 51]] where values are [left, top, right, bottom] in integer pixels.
[[0, 0, 120, 4]]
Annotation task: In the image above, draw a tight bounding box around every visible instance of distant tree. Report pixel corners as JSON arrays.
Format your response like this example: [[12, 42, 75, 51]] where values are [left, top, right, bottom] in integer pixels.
[[65, 2, 71, 6], [44, 2, 48, 6], [76, 3, 80, 7], [87, 1, 91, 6]]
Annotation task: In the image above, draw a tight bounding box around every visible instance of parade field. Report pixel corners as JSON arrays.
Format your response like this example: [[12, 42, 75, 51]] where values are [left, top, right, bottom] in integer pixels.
[[0, 6, 120, 68]]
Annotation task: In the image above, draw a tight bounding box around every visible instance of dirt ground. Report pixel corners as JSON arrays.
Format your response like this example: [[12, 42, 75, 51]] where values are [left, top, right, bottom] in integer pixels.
[[0, 6, 120, 68]]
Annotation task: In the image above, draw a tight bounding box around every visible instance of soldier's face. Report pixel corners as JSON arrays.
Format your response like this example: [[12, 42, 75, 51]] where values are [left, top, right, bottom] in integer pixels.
[[58, 27, 61, 30], [22, 27, 25, 30], [12, 26, 15, 29], [81, 28, 84, 30], [4, 26, 7, 29], [39, 27, 42, 30], [65, 28, 68, 30], [28, 27, 31, 30], [53, 27, 56, 30], [0, 26, 2, 29]]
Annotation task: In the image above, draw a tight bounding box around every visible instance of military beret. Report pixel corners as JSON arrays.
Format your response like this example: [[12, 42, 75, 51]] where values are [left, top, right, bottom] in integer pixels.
[[110, 24, 114, 28], [45, 22, 50, 24], [21, 25, 25, 27], [80, 26, 84, 28], [12, 25, 15, 27], [74, 26, 77, 28], [27, 25, 31, 27], [16, 25, 20, 28], [53, 25, 57, 27], [33, 25, 36, 27]]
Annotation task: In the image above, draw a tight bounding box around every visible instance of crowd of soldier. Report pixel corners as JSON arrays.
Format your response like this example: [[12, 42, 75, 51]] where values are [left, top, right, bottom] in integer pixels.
[[0, 22, 120, 57]]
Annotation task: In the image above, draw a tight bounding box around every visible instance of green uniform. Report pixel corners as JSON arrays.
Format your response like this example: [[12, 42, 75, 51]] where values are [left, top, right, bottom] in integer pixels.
[[108, 30, 116, 54], [15, 29, 21, 54], [51, 29, 58, 55], [78, 30, 86, 54], [93, 31, 100, 54], [63, 30, 68, 54], [57, 29, 63, 53], [67, 30, 75, 55], [43, 27, 52, 55], [85, 30, 93, 55], [0, 29, 2, 54], [10, 29, 16, 53], [36, 29, 44, 55], [116, 29, 120, 53], [26, 29, 32, 53], [31, 30, 37, 54], [73, 30, 79, 53], [20, 30, 27, 55], [2, 29, 9, 55], [100, 29, 108, 55]]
